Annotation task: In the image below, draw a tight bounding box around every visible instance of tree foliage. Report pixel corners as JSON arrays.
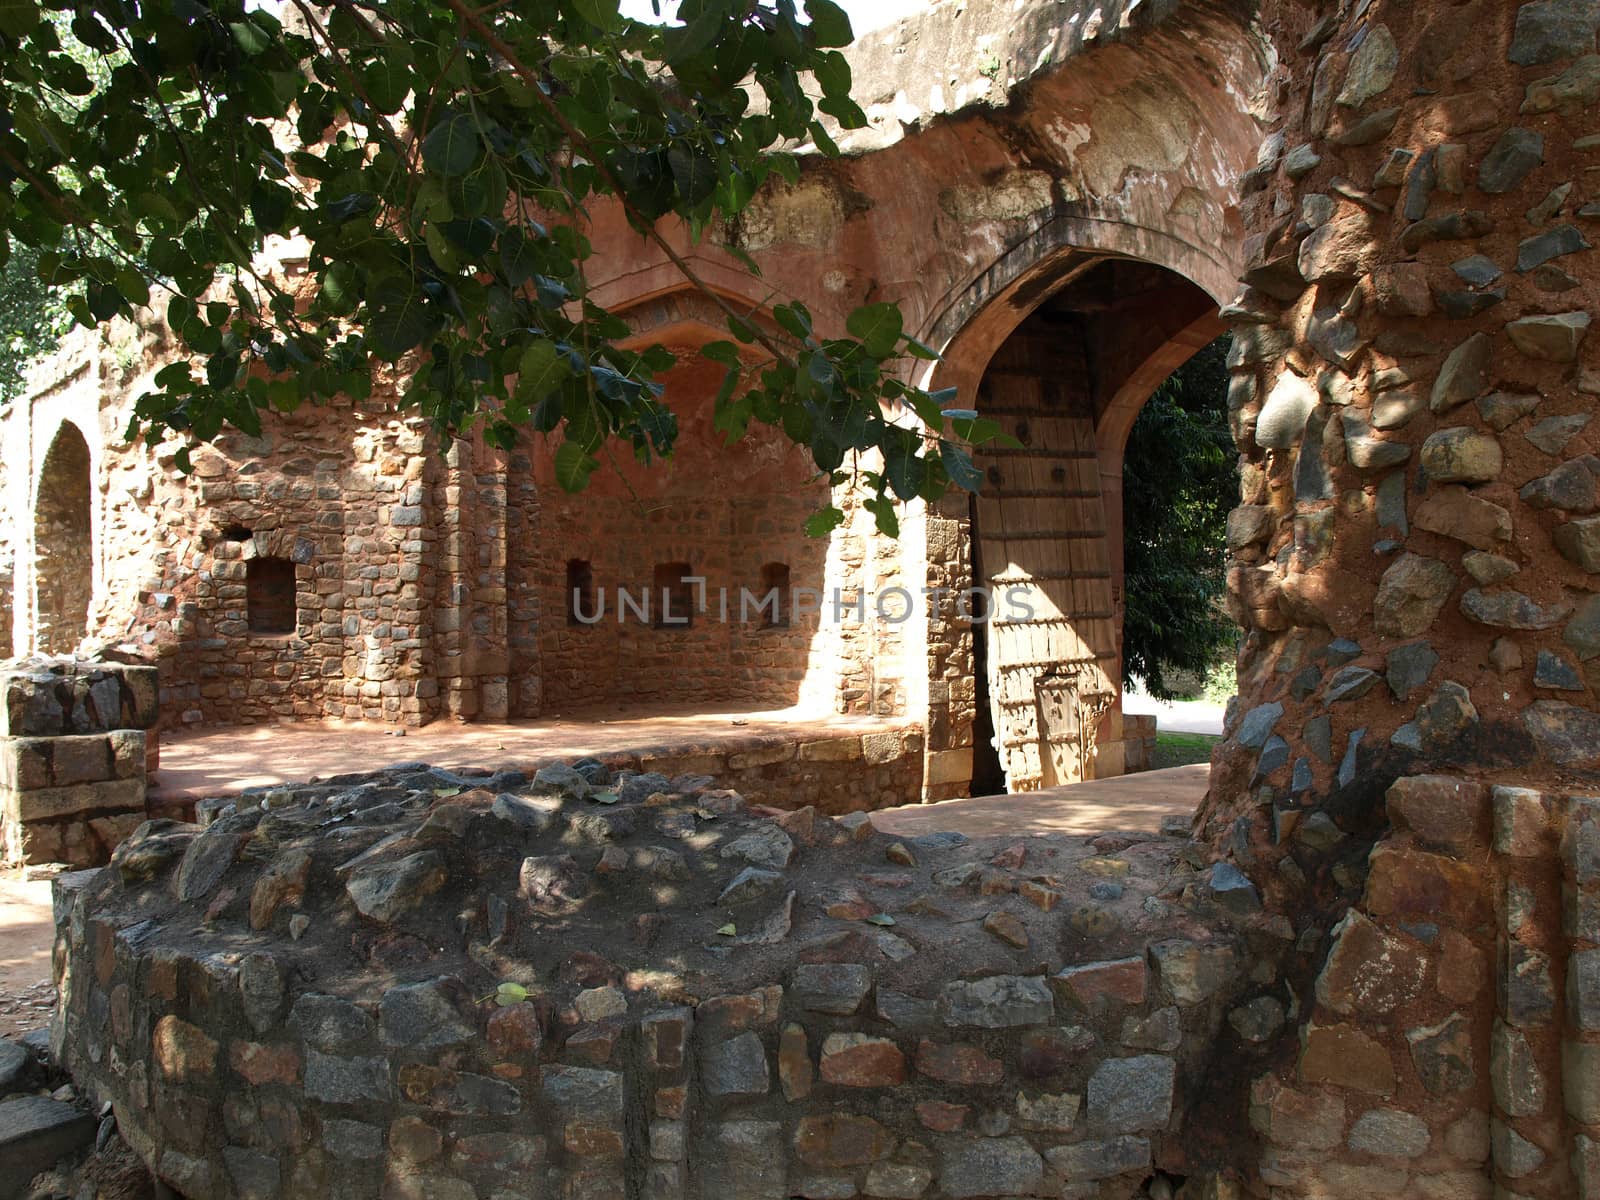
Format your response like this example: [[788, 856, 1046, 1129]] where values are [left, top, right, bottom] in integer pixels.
[[1120, 336, 1237, 700], [0, 0, 997, 534], [0, 242, 72, 403]]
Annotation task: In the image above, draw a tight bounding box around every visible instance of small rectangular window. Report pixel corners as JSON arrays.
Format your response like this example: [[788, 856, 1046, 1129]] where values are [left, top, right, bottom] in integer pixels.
[[653, 561, 695, 628], [758, 562, 791, 628], [566, 559, 596, 625], [246, 557, 297, 635]]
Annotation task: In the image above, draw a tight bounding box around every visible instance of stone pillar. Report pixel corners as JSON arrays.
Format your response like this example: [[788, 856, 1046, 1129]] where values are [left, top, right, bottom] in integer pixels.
[[1207, 0, 1600, 850], [0, 659, 158, 866], [1211, 3, 1599, 1195]]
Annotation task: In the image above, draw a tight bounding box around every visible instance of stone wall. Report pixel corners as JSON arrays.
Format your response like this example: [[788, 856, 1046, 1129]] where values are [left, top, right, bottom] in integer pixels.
[[526, 358, 843, 715], [1239, 770, 1600, 1200], [0, 659, 158, 866], [1186, 0, 1600, 1195], [51, 762, 1265, 1200]]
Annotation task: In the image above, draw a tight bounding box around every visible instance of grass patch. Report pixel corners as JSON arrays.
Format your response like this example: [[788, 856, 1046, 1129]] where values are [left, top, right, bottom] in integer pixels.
[[1153, 731, 1220, 771]]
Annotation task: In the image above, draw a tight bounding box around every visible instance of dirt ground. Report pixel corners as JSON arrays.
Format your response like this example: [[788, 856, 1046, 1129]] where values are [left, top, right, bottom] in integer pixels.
[[0, 867, 56, 1039]]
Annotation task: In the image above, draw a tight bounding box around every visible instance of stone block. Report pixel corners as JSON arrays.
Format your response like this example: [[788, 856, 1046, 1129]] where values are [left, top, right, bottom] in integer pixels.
[[1054, 957, 1147, 1010], [0, 739, 51, 791], [1086, 1055, 1176, 1132], [1493, 787, 1549, 857], [1316, 910, 1426, 1015], [936, 1136, 1043, 1199], [1565, 1041, 1600, 1123], [1249, 1079, 1344, 1149], [818, 1034, 904, 1087], [0, 1096, 95, 1197], [108, 729, 147, 780], [1149, 939, 1238, 1005], [1300, 1022, 1395, 1093], [1491, 1018, 1545, 1116], [703, 1121, 785, 1200], [47, 734, 115, 786], [1347, 1108, 1429, 1159], [915, 1040, 1003, 1085], [793, 963, 870, 1015], [14, 777, 146, 823], [1043, 1136, 1150, 1182], [1365, 845, 1486, 925], [938, 975, 1053, 1028], [700, 1031, 769, 1098], [923, 748, 972, 787], [1385, 775, 1487, 854], [797, 738, 862, 763]]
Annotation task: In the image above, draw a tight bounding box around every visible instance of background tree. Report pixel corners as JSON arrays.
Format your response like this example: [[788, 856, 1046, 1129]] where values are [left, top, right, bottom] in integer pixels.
[[0, 244, 72, 403], [0, 0, 998, 537], [1120, 336, 1237, 700]]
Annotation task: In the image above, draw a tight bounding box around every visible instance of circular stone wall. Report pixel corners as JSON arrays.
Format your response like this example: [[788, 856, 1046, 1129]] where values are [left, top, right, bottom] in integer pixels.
[[50, 760, 1278, 1200]]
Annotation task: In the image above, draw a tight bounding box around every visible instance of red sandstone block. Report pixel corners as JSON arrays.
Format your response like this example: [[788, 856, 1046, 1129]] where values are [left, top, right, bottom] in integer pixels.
[[779, 1023, 813, 1101], [793, 1114, 892, 1169], [654, 1086, 687, 1119], [1365, 845, 1486, 926], [154, 1015, 218, 1082], [229, 1041, 301, 1087], [916, 1100, 969, 1132], [1298, 1022, 1395, 1094], [819, 1034, 905, 1087], [915, 1039, 1003, 1085], [1384, 775, 1488, 854], [1054, 957, 1148, 1009], [641, 1008, 692, 1071]]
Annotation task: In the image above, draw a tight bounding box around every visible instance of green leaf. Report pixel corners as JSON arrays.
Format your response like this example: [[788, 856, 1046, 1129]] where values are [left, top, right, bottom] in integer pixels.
[[668, 146, 718, 207], [941, 441, 984, 493], [517, 338, 568, 401], [362, 51, 414, 115], [229, 19, 270, 56], [421, 113, 481, 177], [865, 913, 896, 926], [554, 440, 599, 492], [368, 293, 434, 357], [804, 506, 846, 538], [805, 0, 854, 46], [846, 302, 902, 358], [716, 923, 737, 936], [884, 435, 924, 501], [0, 0, 41, 38], [814, 51, 851, 97], [250, 182, 293, 234], [568, 0, 624, 32], [865, 494, 900, 537], [701, 340, 742, 367], [807, 119, 841, 157], [774, 302, 812, 341]]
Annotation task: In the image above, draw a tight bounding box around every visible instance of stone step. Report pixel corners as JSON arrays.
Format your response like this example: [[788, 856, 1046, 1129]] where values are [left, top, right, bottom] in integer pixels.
[[0, 1095, 95, 1200]]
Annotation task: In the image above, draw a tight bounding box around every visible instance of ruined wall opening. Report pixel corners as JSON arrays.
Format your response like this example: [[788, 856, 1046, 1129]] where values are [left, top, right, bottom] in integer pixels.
[[965, 259, 1223, 792], [652, 560, 696, 628], [757, 561, 791, 628], [565, 558, 595, 625], [245, 556, 298, 635], [32, 421, 93, 655]]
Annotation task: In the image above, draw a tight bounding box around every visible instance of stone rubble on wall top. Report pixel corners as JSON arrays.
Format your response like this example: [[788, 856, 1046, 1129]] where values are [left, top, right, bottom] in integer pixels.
[[50, 756, 1288, 1200]]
